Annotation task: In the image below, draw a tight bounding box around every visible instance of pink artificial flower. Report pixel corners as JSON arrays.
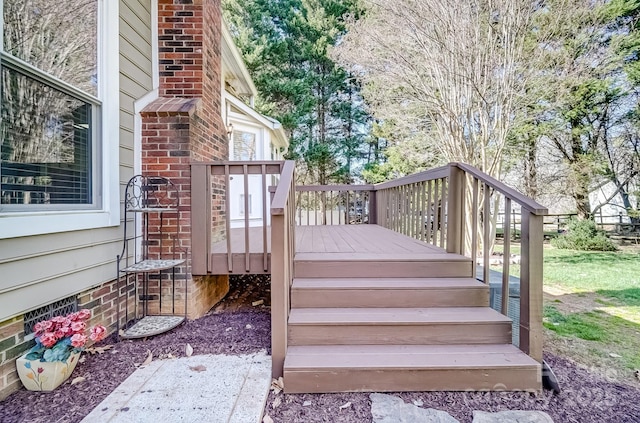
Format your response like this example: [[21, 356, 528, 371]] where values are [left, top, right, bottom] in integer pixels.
[[77, 309, 91, 320], [70, 334, 87, 348], [70, 321, 86, 333], [68, 312, 80, 322], [54, 329, 66, 340], [40, 332, 58, 348], [51, 316, 67, 324], [33, 321, 47, 335], [89, 325, 107, 342], [34, 320, 54, 335]]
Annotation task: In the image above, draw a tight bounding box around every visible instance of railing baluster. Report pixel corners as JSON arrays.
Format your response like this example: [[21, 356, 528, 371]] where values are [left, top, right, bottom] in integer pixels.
[[440, 176, 447, 249], [243, 164, 250, 272], [502, 197, 511, 315], [483, 183, 490, 285], [426, 180, 433, 244], [330, 191, 334, 225], [433, 179, 440, 246], [262, 164, 268, 271], [471, 178, 479, 279], [225, 164, 232, 273]]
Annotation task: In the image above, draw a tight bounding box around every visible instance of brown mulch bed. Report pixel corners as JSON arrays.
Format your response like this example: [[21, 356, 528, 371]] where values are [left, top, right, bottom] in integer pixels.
[[2, 274, 640, 422]]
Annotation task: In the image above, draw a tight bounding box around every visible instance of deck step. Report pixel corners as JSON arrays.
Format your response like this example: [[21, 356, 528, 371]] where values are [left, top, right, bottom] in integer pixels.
[[291, 278, 489, 308], [294, 252, 473, 278], [288, 307, 512, 346], [284, 344, 541, 393]]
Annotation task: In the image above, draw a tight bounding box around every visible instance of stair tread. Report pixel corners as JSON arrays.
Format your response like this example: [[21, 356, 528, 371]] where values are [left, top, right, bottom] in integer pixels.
[[292, 277, 487, 290], [295, 252, 471, 262], [288, 307, 511, 325], [285, 344, 540, 370]]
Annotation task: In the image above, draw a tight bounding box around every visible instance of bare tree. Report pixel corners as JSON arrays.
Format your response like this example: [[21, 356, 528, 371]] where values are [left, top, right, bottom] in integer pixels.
[[335, 0, 534, 177], [335, 0, 534, 253]]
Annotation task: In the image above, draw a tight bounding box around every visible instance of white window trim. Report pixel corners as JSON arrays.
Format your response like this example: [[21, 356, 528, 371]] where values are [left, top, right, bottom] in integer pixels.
[[0, 0, 120, 239]]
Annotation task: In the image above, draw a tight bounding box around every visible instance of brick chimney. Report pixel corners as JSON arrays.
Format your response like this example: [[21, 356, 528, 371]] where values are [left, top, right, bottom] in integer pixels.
[[140, 0, 229, 319]]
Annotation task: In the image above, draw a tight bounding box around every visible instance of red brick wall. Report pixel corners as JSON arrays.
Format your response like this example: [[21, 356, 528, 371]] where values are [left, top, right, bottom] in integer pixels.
[[0, 279, 128, 400]]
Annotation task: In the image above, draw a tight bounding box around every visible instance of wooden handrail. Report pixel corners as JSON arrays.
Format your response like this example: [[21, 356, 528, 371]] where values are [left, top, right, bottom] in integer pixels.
[[452, 162, 548, 215], [271, 161, 295, 215], [374, 165, 449, 190]]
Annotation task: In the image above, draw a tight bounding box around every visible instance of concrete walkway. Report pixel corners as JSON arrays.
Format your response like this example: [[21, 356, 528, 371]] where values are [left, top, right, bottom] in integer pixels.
[[81, 351, 271, 423]]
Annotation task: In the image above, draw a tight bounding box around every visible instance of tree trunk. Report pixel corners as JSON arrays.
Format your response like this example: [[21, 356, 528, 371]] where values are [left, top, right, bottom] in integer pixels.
[[575, 191, 592, 220]]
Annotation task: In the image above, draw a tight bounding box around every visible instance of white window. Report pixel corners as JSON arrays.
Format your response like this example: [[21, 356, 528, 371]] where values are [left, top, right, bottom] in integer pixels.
[[232, 130, 257, 161], [0, 0, 120, 237]]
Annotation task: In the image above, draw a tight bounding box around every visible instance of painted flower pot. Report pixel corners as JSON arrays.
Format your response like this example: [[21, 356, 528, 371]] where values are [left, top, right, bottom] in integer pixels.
[[16, 351, 80, 392]]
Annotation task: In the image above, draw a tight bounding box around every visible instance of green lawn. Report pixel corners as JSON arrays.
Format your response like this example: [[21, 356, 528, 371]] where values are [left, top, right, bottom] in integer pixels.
[[543, 248, 640, 307], [541, 246, 640, 374], [493, 243, 640, 375]]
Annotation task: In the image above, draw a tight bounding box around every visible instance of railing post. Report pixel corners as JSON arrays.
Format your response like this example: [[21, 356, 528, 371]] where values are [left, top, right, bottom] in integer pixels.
[[271, 212, 287, 378], [368, 189, 377, 224], [446, 164, 464, 254], [270, 161, 296, 378], [190, 164, 211, 274], [519, 212, 544, 363]]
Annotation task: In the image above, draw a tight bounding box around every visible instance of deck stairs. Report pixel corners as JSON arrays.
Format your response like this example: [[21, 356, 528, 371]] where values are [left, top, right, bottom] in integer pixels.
[[283, 250, 541, 393]]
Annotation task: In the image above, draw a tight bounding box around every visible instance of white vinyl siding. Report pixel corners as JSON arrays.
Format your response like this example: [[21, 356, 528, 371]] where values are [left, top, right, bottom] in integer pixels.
[[0, 0, 154, 321]]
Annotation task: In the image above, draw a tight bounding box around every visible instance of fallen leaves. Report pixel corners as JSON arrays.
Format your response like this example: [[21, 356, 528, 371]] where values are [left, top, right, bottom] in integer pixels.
[[85, 345, 114, 355], [185, 343, 193, 357], [262, 415, 274, 423], [189, 364, 207, 372], [252, 300, 264, 306], [271, 396, 282, 409], [339, 401, 352, 410], [270, 377, 285, 395], [71, 376, 86, 385], [609, 353, 622, 358], [139, 350, 153, 367]]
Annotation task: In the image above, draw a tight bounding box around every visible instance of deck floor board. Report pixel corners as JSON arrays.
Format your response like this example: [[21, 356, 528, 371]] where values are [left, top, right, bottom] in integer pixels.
[[210, 224, 450, 274]]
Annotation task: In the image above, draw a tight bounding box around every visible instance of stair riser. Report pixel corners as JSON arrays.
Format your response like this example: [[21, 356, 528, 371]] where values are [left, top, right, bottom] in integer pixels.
[[291, 288, 489, 308], [294, 261, 473, 278], [288, 323, 511, 346], [284, 367, 541, 393]]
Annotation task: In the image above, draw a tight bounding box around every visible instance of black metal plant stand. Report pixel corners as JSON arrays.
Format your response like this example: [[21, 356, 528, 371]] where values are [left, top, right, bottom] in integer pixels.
[[116, 175, 188, 339]]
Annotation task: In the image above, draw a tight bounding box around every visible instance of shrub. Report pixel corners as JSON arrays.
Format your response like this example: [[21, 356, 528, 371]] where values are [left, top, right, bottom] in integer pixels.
[[551, 218, 617, 251]]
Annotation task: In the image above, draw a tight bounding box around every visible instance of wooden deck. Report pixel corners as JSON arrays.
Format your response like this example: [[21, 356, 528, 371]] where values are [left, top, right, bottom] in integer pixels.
[[210, 224, 452, 274]]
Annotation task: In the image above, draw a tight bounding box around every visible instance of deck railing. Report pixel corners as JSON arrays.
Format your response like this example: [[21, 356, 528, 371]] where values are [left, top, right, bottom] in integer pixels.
[[371, 163, 546, 362], [295, 185, 376, 225], [374, 165, 450, 247], [449, 163, 547, 362], [269, 161, 296, 378], [190, 161, 284, 274], [190, 161, 547, 366]]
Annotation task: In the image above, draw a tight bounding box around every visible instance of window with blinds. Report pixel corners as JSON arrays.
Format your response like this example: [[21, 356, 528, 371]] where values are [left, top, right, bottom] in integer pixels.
[[1, 0, 99, 208]]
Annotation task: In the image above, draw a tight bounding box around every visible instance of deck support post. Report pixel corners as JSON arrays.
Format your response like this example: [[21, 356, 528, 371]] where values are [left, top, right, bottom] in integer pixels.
[[446, 164, 465, 254], [519, 212, 544, 363]]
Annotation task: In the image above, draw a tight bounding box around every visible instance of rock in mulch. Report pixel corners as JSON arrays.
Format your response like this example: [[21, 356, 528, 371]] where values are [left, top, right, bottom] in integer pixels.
[[370, 393, 460, 423], [472, 410, 554, 423]]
